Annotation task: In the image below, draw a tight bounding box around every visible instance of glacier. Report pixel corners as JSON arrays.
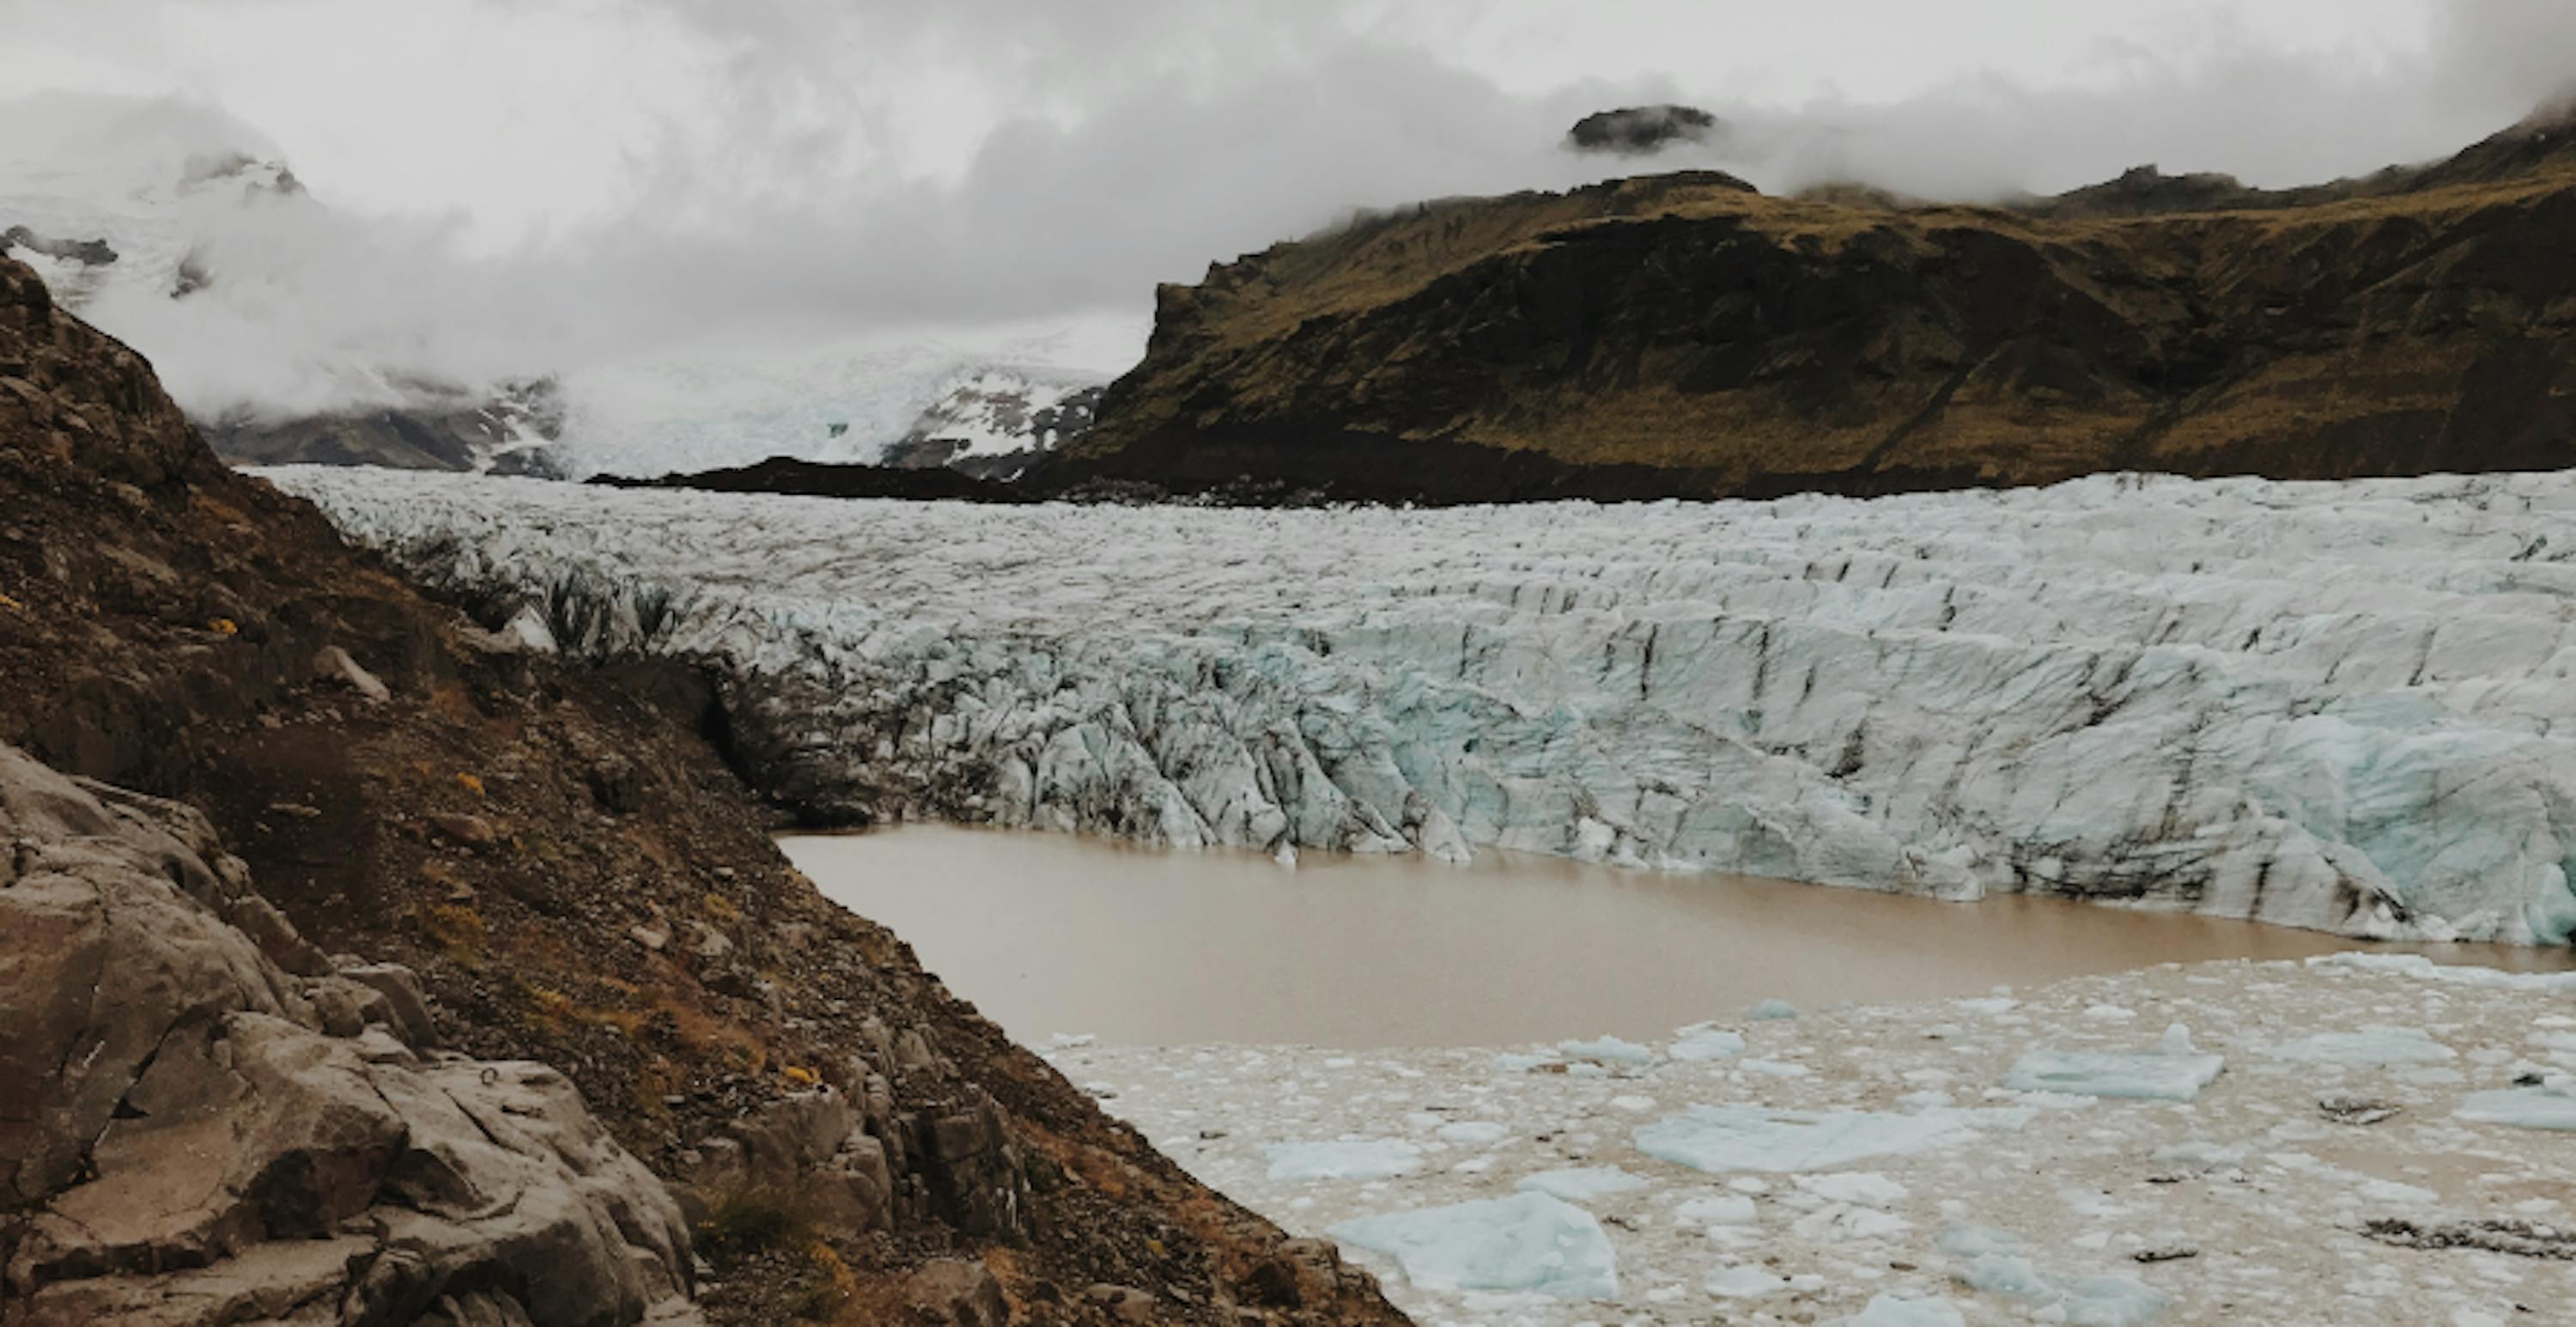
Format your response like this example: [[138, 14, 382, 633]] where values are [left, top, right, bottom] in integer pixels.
[[264, 466, 2576, 944]]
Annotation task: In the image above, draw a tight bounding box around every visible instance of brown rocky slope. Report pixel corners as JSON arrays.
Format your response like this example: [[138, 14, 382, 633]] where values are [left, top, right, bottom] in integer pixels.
[[0, 253, 1402, 1325], [1067, 100, 2576, 503]]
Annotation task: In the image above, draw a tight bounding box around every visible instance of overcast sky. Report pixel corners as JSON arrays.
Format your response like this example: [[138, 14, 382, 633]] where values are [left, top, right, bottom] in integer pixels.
[[3, 0, 2572, 423]]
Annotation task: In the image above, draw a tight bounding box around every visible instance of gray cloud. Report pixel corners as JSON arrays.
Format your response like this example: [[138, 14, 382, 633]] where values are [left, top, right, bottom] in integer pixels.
[[4, 0, 2572, 451]]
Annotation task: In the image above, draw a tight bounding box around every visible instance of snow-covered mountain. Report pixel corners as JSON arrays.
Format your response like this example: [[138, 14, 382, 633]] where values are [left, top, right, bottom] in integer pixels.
[[879, 368, 1104, 480], [269, 465, 2576, 947], [0, 94, 567, 473], [541, 328, 1129, 481], [0, 93, 1139, 481]]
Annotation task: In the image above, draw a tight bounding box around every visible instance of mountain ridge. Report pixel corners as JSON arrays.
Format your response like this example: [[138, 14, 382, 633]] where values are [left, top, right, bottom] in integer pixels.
[[1063, 100, 2576, 503]]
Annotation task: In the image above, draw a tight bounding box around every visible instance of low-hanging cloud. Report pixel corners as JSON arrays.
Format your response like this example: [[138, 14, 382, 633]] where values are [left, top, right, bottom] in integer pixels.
[[3, 0, 2572, 451]]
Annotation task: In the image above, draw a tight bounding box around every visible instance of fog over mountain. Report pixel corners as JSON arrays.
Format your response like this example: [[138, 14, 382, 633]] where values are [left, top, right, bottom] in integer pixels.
[[3, 0, 2572, 466]]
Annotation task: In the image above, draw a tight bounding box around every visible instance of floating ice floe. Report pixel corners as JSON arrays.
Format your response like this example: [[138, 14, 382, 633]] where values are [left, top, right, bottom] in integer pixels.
[[1264, 1139, 1424, 1181], [2268, 1026, 2457, 1065], [1558, 1035, 1656, 1064], [1939, 1227, 2170, 1325], [1516, 1166, 1652, 1203], [1848, 1293, 1968, 1326], [1705, 1263, 1824, 1299], [1749, 999, 1801, 1021], [1668, 1026, 1747, 1060], [1672, 1192, 1760, 1227], [1797, 1171, 1909, 1206], [1433, 1120, 1510, 1146], [1634, 1105, 1997, 1173], [2004, 1025, 2224, 1102], [2457, 1080, 2576, 1131], [1328, 1191, 1618, 1300], [2306, 953, 2576, 991], [2148, 1140, 2246, 1169]]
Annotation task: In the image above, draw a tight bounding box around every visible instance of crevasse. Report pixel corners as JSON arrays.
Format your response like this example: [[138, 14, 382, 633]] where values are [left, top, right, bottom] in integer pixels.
[[266, 466, 2576, 945]]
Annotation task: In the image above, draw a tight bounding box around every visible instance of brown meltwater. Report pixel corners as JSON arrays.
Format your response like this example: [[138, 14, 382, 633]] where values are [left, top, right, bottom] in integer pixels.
[[785, 826, 2572, 1049]]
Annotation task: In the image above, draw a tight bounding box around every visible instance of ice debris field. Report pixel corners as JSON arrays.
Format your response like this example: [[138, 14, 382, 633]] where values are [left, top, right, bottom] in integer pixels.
[[269, 466, 2576, 945], [1064, 955, 2576, 1326]]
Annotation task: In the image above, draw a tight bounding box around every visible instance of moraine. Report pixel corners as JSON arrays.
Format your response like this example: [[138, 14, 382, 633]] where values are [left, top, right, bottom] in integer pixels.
[[265, 466, 2576, 946]]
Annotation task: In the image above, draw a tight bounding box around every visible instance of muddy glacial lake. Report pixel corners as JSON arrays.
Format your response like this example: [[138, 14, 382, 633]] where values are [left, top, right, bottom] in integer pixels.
[[787, 827, 2572, 1049]]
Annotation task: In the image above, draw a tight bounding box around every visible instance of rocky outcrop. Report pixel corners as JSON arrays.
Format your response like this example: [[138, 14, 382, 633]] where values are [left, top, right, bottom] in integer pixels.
[[1069, 102, 2576, 504], [0, 247, 1406, 1324], [1565, 105, 1722, 155], [878, 370, 1105, 481], [0, 744, 700, 1326], [199, 378, 566, 476]]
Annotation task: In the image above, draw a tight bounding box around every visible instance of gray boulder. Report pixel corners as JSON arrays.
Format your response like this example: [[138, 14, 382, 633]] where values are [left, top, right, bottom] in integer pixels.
[[0, 742, 702, 1326]]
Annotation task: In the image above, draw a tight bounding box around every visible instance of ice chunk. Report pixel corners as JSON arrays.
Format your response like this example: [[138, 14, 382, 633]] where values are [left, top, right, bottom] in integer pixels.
[[2003, 1025, 2224, 1101], [1517, 1166, 1651, 1203], [1634, 1105, 1985, 1173], [1435, 1120, 1510, 1146], [1706, 1264, 1802, 1299], [1329, 1191, 1618, 1300], [1673, 1193, 1760, 1227], [2457, 1081, 2576, 1131], [1749, 998, 1801, 1021], [2269, 1026, 2456, 1064], [1670, 1027, 1747, 1060], [1558, 1035, 1656, 1064], [1264, 1139, 1424, 1181], [2148, 1140, 2245, 1168], [1940, 1227, 2170, 1325], [1849, 1294, 1967, 1327], [1797, 1172, 1909, 1206], [2306, 953, 2576, 992]]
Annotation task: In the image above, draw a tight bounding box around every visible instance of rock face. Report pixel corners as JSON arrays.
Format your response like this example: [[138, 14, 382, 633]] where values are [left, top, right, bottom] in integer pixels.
[[878, 369, 1106, 481], [199, 377, 568, 476], [274, 466, 2576, 947], [1070, 102, 2576, 504], [1565, 105, 1722, 155], [0, 744, 701, 1326], [0, 252, 1407, 1324]]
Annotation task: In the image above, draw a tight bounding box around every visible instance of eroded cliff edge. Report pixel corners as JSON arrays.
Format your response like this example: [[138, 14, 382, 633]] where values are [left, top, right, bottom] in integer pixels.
[[0, 253, 1404, 1326]]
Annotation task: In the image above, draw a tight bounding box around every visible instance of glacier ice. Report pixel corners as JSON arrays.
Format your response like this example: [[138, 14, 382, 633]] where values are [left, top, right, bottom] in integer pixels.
[[1848, 1294, 1966, 1327], [2267, 1026, 2456, 1065], [1671, 1193, 1759, 1227], [1327, 1191, 1619, 1300], [264, 466, 2576, 945], [2457, 1080, 2576, 1131], [1939, 1227, 2170, 1326], [1557, 1035, 1656, 1064], [2306, 953, 2576, 989], [1632, 1105, 1988, 1172], [1262, 1140, 1423, 1181], [1704, 1264, 1821, 1299], [1668, 1027, 1747, 1060], [2002, 1024, 2224, 1101], [1516, 1166, 1651, 1203]]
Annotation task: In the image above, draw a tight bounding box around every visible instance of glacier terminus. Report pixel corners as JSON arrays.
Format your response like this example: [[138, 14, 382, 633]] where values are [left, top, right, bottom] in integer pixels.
[[269, 466, 2576, 947]]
